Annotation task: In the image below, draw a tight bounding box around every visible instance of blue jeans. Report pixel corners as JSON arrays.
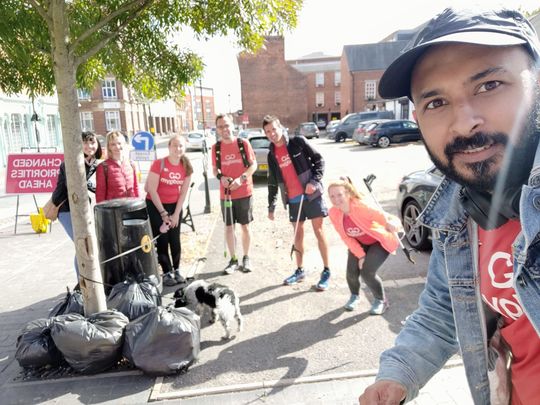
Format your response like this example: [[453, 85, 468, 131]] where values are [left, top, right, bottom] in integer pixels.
[[58, 211, 79, 281]]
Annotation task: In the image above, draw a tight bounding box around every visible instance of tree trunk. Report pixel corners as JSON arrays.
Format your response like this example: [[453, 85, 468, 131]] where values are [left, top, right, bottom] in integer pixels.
[[50, 1, 106, 315]]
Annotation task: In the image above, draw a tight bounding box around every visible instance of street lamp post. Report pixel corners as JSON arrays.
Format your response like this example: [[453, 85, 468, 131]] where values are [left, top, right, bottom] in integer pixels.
[[199, 79, 211, 214]]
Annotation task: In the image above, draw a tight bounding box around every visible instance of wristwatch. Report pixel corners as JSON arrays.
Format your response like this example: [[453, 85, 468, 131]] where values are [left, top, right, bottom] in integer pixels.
[[241, 173, 248, 182]]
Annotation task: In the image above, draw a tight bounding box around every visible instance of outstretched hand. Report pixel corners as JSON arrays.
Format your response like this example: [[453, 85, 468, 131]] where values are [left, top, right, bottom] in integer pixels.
[[359, 380, 406, 405]]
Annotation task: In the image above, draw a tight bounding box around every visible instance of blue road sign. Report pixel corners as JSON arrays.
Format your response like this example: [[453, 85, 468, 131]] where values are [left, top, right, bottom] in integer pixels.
[[132, 131, 155, 151]]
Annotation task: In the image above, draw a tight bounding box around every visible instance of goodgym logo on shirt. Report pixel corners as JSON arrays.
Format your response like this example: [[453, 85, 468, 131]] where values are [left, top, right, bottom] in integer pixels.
[[161, 171, 183, 186], [346, 226, 365, 237], [222, 153, 241, 166], [279, 154, 291, 169]]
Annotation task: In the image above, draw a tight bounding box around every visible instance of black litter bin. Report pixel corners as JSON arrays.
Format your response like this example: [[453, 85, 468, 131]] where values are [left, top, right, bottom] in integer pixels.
[[95, 198, 161, 295]]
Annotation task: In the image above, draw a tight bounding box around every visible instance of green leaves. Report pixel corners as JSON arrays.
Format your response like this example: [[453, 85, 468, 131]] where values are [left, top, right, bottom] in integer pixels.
[[0, 0, 302, 98]]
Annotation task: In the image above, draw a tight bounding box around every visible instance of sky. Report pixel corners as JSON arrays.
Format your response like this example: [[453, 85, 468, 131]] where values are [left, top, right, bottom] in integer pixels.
[[183, 0, 540, 113]]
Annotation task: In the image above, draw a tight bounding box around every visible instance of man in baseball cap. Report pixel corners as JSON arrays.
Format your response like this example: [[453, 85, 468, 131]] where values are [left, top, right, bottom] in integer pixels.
[[360, 6, 540, 404]]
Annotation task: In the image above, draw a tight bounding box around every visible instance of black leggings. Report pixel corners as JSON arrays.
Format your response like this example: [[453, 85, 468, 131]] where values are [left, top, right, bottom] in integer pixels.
[[147, 199, 181, 274], [346, 242, 389, 301]]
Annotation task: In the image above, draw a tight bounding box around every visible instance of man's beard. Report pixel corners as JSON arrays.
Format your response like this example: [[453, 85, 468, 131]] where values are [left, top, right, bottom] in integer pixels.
[[423, 94, 540, 193]]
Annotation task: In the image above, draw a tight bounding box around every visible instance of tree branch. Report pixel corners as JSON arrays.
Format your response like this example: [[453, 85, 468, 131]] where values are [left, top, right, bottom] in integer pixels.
[[26, 0, 52, 27], [71, 0, 153, 53], [74, 1, 152, 67]]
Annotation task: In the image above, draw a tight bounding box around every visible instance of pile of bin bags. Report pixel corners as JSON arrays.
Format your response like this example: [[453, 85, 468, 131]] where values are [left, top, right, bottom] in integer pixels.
[[15, 277, 200, 376]]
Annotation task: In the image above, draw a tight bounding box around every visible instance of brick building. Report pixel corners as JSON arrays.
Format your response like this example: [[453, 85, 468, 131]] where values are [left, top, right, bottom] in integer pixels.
[[238, 31, 419, 129], [238, 36, 307, 131], [77, 77, 185, 137], [288, 52, 341, 127], [340, 41, 408, 117]]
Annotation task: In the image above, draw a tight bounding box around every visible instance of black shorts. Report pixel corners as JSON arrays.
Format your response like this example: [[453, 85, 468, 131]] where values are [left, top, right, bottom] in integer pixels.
[[221, 195, 254, 226], [288, 195, 328, 222]]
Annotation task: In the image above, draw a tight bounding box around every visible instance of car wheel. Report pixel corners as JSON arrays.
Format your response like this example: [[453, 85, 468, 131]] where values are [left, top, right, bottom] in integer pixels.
[[402, 200, 431, 250], [377, 136, 391, 148]]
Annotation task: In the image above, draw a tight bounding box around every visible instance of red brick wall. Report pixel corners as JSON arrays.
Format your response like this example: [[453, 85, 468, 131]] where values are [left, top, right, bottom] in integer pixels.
[[305, 71, 341, 123], [340, 55, 352, 117], [238, 36, 307, 130], [351, 70, 386, 112]]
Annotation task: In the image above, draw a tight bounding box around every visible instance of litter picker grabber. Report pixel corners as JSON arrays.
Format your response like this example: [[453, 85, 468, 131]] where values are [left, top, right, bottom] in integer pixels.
[[223, 186, 231, 257], [290, 194, 305, 260], [363, 174, 416, 264], [223, 183, 236, 258]]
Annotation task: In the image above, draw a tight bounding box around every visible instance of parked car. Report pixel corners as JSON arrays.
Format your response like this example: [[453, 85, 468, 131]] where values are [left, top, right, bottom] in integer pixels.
[[325, 120, 341, 139], [352, 119, 390, 144], [316, 119, 327, 129], [360, 119, 421, 148], [333, 111, 394, 142], [293, 122, 319, 139], [239, 128, 264, 139], [185, 131, 213, 151], [248, 135, 270, 176], [396, 166, 443, 250]]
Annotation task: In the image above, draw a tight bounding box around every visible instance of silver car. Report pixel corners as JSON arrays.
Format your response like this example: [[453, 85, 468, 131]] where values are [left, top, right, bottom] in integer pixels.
[[248, 135, 270, 177], [185, 131, 214, 151]]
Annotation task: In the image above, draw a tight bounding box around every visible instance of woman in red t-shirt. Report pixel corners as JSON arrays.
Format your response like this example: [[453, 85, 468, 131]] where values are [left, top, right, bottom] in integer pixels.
[[145, 135, 193, 286], [328, 178, 400, 315]]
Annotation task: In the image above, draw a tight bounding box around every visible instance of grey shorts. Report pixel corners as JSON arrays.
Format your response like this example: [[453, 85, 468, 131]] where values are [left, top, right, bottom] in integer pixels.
[[288, 195, 328, 222], [221, 195, 254, 226]]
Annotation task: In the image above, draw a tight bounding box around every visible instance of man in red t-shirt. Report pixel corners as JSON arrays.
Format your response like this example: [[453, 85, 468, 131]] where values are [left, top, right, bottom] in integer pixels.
[[211, 113, 257, 274], [359, 6, 540, 404], [263, 115, 330, 290]]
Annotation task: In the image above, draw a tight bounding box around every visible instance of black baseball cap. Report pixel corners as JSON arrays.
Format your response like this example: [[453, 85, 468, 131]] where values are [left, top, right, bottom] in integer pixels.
[[378, 6, 540, 100]]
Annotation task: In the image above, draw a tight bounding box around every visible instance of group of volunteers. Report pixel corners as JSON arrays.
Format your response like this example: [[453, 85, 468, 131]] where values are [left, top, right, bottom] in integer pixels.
[[51, 5, 540, 403], [52, 131, 193, 288], [211, 112, 400, 316]]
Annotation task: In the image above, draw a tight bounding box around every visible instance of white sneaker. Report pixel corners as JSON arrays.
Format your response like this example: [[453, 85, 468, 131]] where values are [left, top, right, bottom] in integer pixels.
[[369, 299, 389, 315]]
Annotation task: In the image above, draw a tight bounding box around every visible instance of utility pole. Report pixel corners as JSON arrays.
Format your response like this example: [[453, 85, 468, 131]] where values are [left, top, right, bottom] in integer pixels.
[[199, 79, 205, 131], [199, 79, 211, 214]]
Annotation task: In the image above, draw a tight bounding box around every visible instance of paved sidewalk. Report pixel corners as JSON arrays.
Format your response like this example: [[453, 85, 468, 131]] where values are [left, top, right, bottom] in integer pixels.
[[0, 206, 473, 404], [0, 142, 473, 404]]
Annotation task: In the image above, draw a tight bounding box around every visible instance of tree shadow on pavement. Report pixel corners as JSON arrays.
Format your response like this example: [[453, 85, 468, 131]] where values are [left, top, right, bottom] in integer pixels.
[[168, 307, 368, 397]]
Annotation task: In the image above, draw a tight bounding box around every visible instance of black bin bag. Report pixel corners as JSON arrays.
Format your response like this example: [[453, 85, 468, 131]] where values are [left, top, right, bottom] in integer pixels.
[[50, 310, 129, 374], [48, 288, 84, 318], [107, 278, 161, 321], [123, 306, 200, 375], [15, 317, 68, 368]]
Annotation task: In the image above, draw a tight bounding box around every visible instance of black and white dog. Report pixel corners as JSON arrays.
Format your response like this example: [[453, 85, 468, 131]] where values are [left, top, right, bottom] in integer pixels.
[[174, 280, 243, 339]]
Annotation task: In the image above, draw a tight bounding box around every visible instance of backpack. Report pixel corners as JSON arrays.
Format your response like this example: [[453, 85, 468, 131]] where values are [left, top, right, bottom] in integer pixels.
[[215, 138, 250, 177], [143, 159, 166, 193]]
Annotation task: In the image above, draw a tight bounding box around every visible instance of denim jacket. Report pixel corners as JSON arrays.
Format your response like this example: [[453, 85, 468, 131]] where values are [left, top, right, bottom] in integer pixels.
[[377, 144, 540, 404]]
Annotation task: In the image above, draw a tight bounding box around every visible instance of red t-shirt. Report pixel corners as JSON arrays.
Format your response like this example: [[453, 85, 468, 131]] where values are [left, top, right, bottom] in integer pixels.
[[146, 158, 187, 204], [273, 144, 304, 200], [479, 220, 540, 405], [211, 139, 255, 200], [343, 214, 377, 245]]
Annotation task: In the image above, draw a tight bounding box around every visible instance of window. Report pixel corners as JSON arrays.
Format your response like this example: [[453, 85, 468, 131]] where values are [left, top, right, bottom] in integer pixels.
[[46, 115, 58, 145], [334, 72, 341, 86], [335, 91, 341, 106], [365, 80, 377, 100], [315, 72, 324, 87], [80, 111, 94, 131], [404, 121, 418, 129], [9, 113, 24, 152], [102, 79, 117, 99], [316, 92, 324, 107], [77, 89, 91, 100], [105, 111, 121, 131]]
